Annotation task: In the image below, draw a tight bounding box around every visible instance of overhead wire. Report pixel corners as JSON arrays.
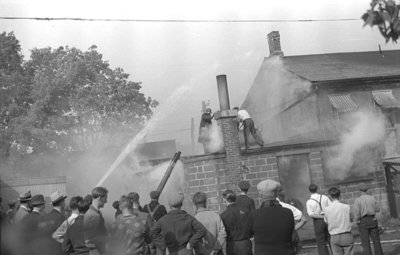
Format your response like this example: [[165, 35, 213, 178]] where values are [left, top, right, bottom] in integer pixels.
[[0, 17, 360, 23]]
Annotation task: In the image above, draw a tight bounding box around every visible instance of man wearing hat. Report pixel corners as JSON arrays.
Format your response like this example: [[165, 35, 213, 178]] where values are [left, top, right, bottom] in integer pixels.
[[42, 191, 67, 255], [19, 194, 47, 254], [15, 190, 32, 224], [144, 190, 168, 255], [245, 179, 294, 255], [353, 183, 383, 255], [236, 181, 256, 213], [150, 192, 206, 255], [220, 190, 252, 255]]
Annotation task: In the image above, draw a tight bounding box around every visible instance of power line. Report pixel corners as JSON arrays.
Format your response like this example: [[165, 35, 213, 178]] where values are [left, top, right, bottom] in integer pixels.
[[0, 17, 360, 23]]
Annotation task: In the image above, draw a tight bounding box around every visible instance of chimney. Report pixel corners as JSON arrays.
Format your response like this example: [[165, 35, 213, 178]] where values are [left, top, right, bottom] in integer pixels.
[[267, 31, 284, 57], [214, 75, 243, 189]]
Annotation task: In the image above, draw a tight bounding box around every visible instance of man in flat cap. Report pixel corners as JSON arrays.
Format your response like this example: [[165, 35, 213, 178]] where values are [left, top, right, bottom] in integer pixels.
[[144, 190, 168, 255], [193, 192, 226, 255], [15, 190, 32, 224], [245, 179, 294, 255], [353, 183, 383, 255], [220, 190, 252, 255], [236, 181, 256, 214], [151, 192, 206, 255]]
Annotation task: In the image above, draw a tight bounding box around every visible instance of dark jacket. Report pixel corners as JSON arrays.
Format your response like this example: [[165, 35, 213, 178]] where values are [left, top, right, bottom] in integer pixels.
[[143, 201, 167, 222], [41, 209, 67, 255], [63, 215, 90, 255], [150, 209, 206, 253], [245, 200, 295, 255], [83, 206, 107, 253], [220, 203, 250, 242], [236, 195, 256, 213]]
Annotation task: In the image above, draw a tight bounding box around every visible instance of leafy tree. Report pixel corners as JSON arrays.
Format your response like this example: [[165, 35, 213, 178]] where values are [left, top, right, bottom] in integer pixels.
[[362, 0, 400, 43], [1, 34, 158, 156], [0, 32, 31, 157]]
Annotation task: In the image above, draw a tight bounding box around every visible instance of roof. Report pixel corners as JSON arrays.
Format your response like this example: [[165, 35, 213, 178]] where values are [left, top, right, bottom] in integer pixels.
[[372, 90, 400, 108], [280, 50, 400, 82]]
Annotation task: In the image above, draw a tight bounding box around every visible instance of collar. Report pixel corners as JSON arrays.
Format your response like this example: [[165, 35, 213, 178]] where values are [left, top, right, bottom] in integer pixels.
[[239, 192, 247, 196], [20, 205, 29, 211], [168, 209, 186, 215], [53, 207, 62, 213], [260, 200, 281, 208], [33, 208, 42, 213], [196, 207, 208, 213], [90, 205, 101, 214]]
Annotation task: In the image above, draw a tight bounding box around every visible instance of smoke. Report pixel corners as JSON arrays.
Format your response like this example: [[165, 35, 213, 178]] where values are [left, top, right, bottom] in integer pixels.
[[326, 111, 386, 180], [201, 123, 224, 153]]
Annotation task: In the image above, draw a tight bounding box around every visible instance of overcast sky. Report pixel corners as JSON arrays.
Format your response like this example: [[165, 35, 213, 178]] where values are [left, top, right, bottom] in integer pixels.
[[1, 0, 398, 147]]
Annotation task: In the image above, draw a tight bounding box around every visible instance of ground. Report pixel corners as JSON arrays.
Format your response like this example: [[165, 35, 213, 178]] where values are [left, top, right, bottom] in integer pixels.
[[301, 229, 400, 255]]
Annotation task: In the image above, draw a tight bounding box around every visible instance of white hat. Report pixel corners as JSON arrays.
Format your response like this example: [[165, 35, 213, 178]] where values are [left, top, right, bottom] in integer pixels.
[[257, 179, 281, 200], [50, 191, 67, 204]]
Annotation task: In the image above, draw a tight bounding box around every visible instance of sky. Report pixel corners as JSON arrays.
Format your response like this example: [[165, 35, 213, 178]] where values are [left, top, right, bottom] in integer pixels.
[[1, 0, 398, 151]]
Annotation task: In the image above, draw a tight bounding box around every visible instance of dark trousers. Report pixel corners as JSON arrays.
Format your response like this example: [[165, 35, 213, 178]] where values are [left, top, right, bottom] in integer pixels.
[[243, 119, 263, 149], [358, 216, 383, 255], [227, 239, 252, 255], [313, 218, 330, 255]]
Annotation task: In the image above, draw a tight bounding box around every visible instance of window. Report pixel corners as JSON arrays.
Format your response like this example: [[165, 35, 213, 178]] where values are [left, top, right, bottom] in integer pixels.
[[322, 147, 376, 185], [372, 90, 400, 128]]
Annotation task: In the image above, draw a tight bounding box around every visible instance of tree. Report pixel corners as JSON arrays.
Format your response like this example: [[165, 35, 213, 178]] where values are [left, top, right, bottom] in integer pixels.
[[0, 32, 31, 157], [362, 0, 400, 43], [1, 35, 158, 156]]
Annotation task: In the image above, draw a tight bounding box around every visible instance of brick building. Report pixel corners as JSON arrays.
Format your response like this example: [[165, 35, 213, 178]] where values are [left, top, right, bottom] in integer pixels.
[[173, 32, 400, 238]]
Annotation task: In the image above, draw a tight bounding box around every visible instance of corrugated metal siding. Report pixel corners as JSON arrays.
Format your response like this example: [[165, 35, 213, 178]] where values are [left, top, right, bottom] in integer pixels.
[[329, 94, 358, 112], [372, 90, 400, 108], [1, 176, 66, 200]]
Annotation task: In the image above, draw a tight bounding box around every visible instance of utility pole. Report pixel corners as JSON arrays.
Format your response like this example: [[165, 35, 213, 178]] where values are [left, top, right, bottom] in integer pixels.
[[191, 117, 195, 154]]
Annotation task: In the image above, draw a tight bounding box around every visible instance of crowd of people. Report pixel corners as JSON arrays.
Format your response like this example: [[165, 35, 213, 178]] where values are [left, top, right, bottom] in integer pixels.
[[0, 179, 384, 255]]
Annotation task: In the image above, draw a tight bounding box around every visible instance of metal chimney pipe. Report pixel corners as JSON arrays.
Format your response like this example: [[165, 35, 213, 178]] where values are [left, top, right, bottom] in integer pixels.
[[216, 75, 230, 111]]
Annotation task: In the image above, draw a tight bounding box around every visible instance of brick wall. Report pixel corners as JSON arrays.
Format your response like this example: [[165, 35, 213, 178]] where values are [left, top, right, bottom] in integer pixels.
[[181, 143, 390, 215]]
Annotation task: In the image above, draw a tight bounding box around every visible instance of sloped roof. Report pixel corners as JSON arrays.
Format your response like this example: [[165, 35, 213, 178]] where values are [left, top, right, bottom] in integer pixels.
[[280, 50, 400, 82]]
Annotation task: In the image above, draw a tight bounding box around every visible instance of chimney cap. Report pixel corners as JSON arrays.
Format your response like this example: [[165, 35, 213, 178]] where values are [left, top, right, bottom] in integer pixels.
[[267, 31, 283, 57]]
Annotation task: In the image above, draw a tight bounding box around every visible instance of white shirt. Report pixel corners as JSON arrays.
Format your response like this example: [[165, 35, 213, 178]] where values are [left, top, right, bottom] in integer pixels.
[[277, 199, 303, 221], [306, 193, 331, 217], [237, 110, 251, 122], [324, 200, 353, 235]]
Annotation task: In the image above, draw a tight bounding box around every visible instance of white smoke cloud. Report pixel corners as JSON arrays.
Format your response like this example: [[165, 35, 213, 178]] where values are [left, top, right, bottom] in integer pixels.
[[326, 111, 386, 180], [202, 123, 224, 153]]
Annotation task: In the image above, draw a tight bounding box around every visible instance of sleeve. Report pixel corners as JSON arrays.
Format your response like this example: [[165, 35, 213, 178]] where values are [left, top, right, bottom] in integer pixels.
[[374, 198, 380, 213], [291, 206, 303, 222], [217, 216, 227, 251], [62, 227, 73, 255], [244, 212, 254, 238], [144, 218, 153, 244], [188, 217, 206, 247], [323, 212, 328, 224], [306, 200, 314, 216], [352, 199, 361, 222], [251, 199, 256, 212], [52, 219, 68, 243]]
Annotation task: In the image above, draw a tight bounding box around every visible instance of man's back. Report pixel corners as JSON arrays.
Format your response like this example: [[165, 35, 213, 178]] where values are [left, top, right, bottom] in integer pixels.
[[14, 206, 30, 224], [143, 201, 167, 222], [324, 200, 352, 235], [353, 194, 379, 221], [151, 209, 206, 253], [306, 193, 331, 216], [236, 195, 255, 213], [109, 214, 151, 255], [83, 206, 107, 253], [246, 204, 294, 255], [195, 208, 226, 254], [220, 203, 250, 241]]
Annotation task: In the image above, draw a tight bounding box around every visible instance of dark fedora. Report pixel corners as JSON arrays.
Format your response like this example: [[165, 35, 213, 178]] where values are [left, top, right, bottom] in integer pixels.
[[19, 191, 32, 202], [31, 194, 46, 207], [50, 191, 67, 205]]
